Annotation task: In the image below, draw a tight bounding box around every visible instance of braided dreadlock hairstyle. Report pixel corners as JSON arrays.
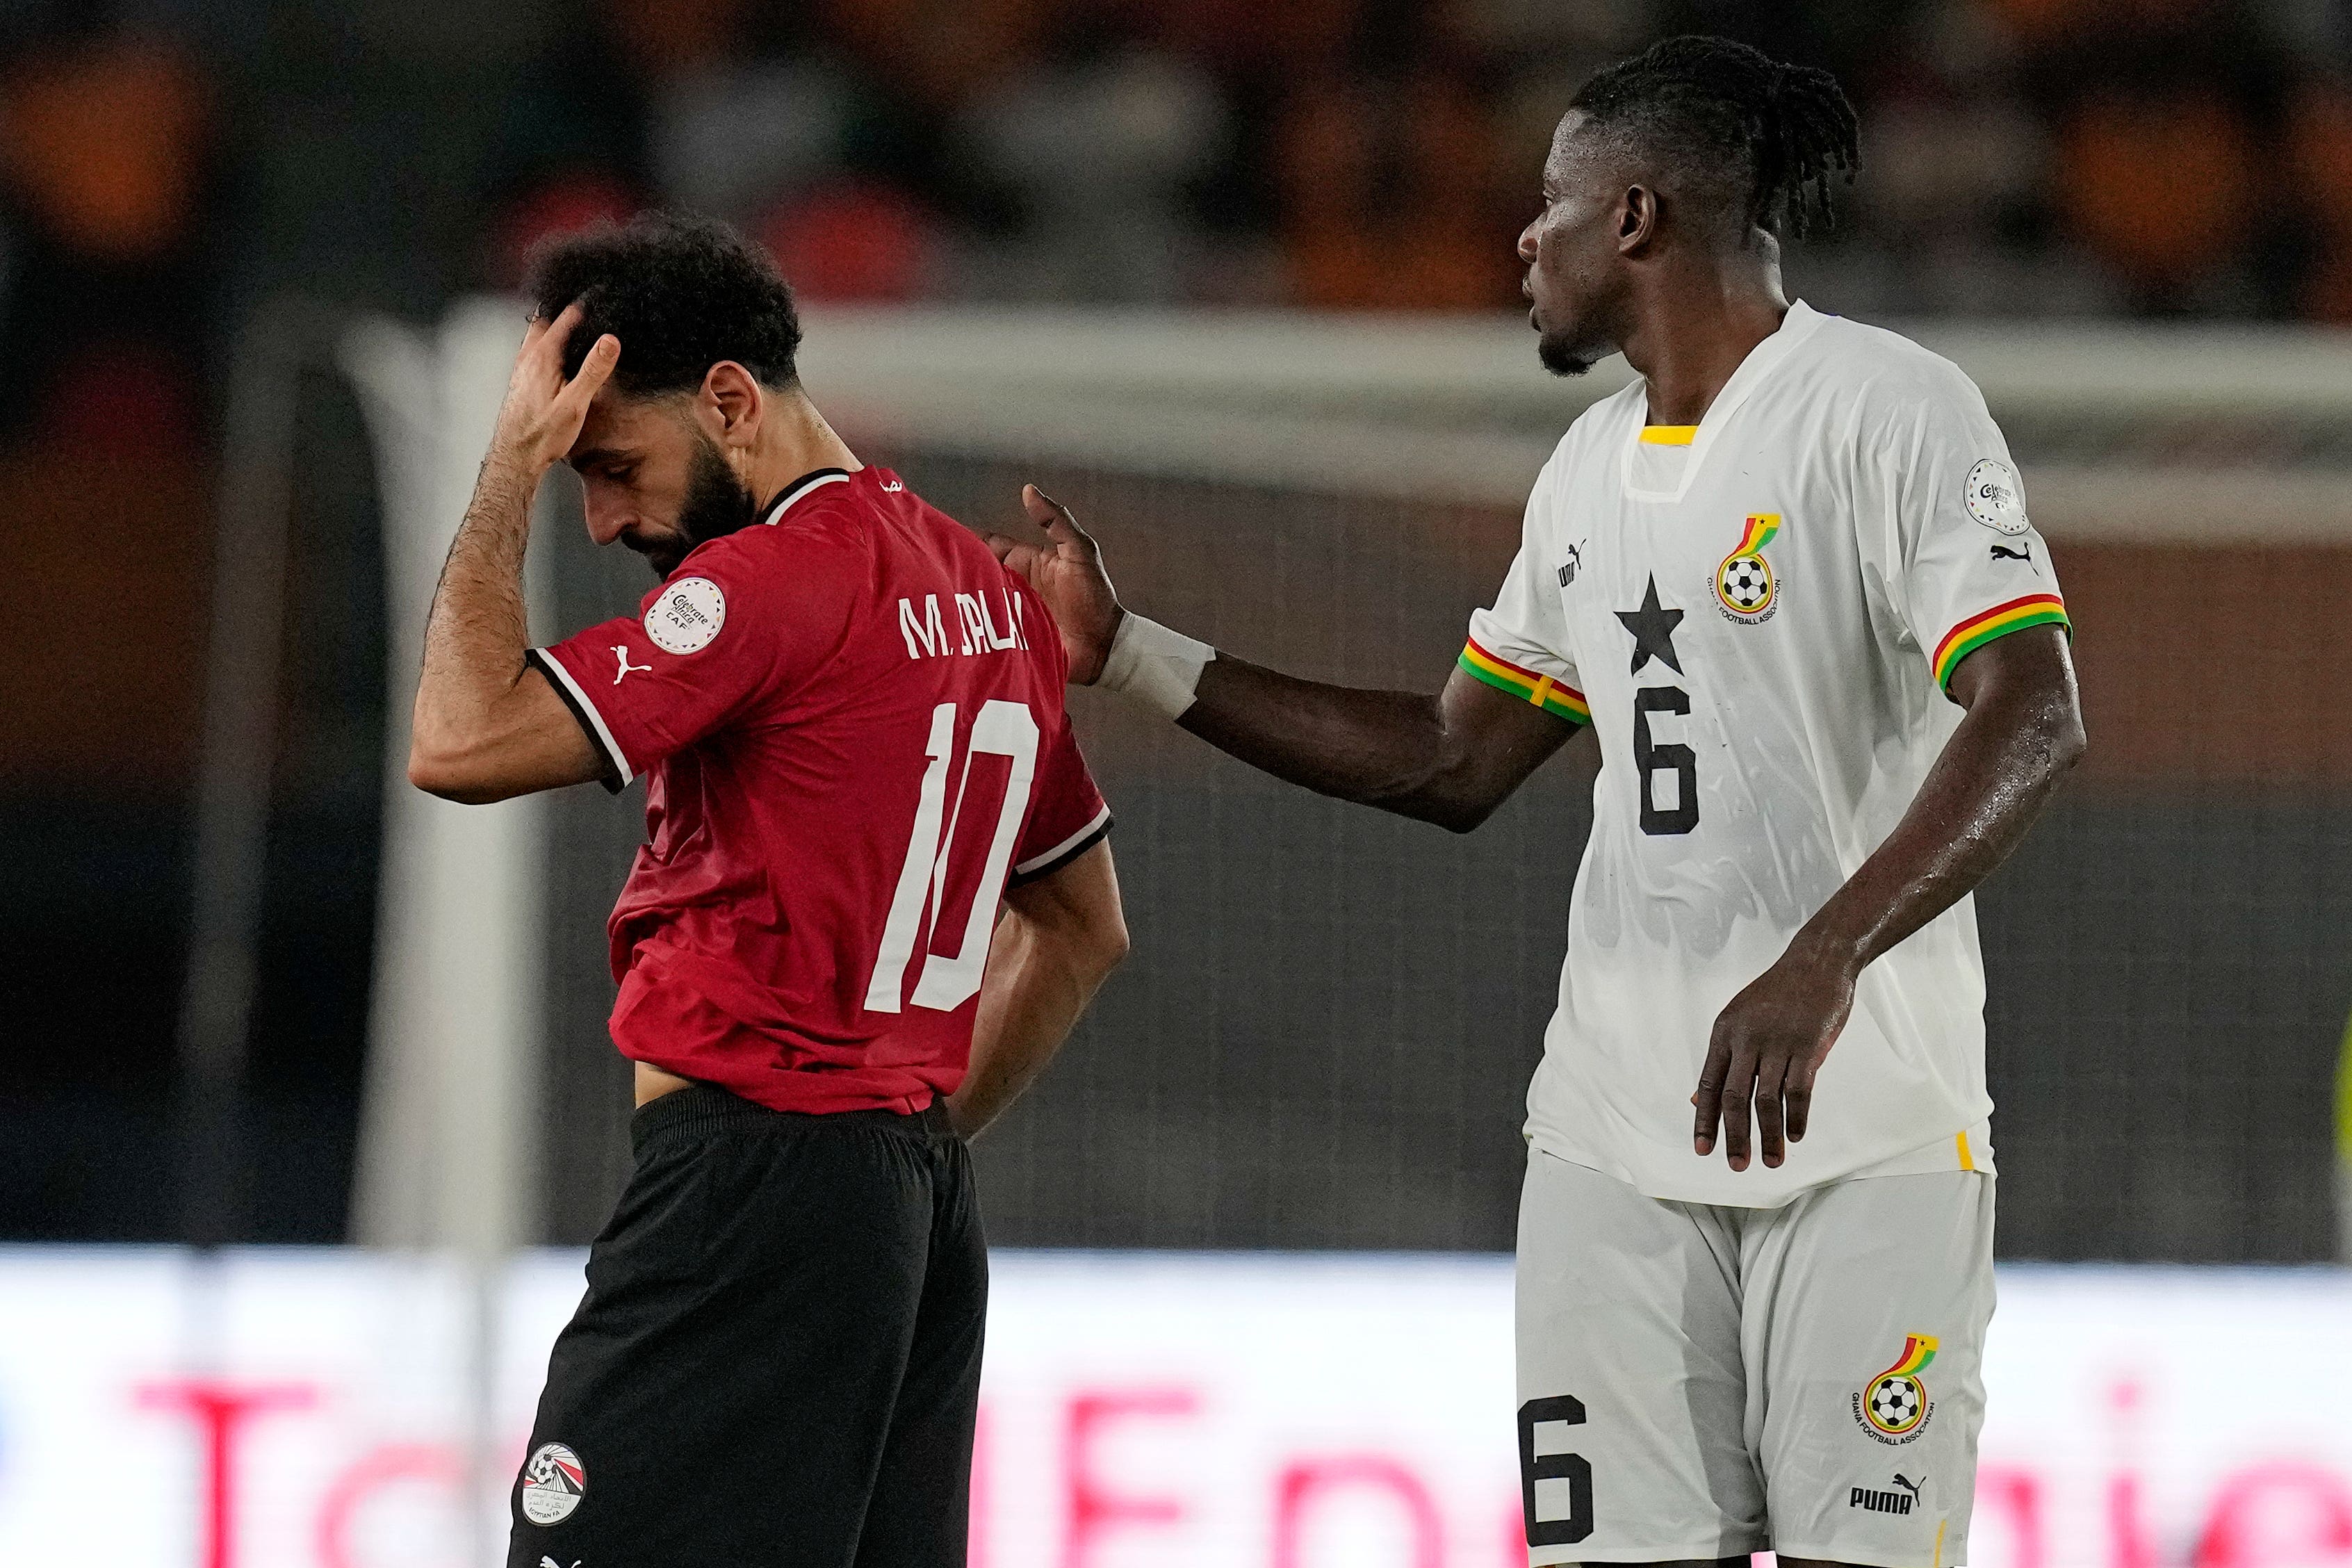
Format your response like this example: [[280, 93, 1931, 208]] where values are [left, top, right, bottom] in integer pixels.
[[1569, 36, 1861, 240]]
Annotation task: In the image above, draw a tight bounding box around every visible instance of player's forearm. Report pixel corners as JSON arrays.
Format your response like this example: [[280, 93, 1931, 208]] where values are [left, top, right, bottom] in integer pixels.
[[411, 452, 543, 774], [1179, 655, 1480, 828], [999, 496, 1548, 828], [1797, 644, 2084, 976], [947, 908, 1123, 1139]]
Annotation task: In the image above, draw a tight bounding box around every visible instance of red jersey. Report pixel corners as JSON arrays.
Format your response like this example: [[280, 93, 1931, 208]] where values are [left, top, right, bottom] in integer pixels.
[[528, 466, 1110, 1115]]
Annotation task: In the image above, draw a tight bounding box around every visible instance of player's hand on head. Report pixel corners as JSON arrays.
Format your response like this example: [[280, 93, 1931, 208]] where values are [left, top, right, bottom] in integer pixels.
[[984, 484, 1123, 685], [491, 300, 621, 476], [1692, 945, 1856, 1171]]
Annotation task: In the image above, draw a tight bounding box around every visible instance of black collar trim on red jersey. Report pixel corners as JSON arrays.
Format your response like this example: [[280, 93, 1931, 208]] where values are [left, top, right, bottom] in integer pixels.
[[760, 467, 854, 525]]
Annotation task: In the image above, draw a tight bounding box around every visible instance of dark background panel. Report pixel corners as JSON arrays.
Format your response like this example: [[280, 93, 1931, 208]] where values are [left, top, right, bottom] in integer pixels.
[[0, 376, 387, 1243]]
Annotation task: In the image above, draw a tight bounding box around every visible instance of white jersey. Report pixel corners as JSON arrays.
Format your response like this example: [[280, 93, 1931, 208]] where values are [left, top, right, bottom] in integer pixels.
[[1464, 302, 2068, 1207]]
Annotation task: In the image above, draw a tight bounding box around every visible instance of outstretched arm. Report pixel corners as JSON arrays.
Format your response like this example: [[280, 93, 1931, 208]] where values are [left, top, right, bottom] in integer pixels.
[[1692, 624, 2085, 1172], [988, 487, 1584, 833], [409, 302, 619, 803], [1179, 657, 1578, 832]]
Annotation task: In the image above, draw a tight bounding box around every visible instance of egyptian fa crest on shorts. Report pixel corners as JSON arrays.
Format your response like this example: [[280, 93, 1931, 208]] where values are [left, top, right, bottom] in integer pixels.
[[521, 1442, 587, 1524], [1715, 514, 1781, 624]]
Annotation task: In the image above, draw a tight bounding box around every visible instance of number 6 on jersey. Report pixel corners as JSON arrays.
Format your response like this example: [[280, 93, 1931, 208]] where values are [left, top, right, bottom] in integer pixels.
[[864, 700, 1040, 1013]]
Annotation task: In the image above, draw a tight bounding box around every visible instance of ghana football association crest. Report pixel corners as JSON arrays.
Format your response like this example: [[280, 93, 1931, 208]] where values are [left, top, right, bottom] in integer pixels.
[[1854, 1334, 1938, 1444], [1715, 514, 1781, 623]]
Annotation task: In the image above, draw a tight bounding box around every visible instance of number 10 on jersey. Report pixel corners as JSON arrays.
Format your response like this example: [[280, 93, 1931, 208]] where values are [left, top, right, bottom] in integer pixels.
[[865, 701, 1040, 1014]]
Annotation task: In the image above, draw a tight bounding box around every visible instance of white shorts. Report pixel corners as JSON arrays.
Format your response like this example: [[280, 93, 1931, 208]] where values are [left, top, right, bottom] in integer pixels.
[[1515, 1149, 1995, 1567]]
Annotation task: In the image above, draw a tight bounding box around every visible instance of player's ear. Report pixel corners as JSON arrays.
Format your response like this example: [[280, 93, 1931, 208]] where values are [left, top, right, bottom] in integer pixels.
[[701, 361, 765, 450], [1617, 184, 1656, 253]]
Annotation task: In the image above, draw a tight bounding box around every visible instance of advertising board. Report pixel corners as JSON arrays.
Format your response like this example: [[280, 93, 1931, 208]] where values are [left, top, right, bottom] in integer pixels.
[[0, 1250, 2342, 1567]]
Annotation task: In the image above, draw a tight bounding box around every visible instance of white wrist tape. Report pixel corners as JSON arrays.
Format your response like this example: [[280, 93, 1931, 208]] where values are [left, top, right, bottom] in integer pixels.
[[1097, 612, 1215, 719]]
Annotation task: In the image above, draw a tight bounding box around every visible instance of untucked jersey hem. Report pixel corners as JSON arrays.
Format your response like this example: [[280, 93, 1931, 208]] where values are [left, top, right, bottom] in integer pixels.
[[619, 1046, 941, 1118], [1529, 1118, 1994, 1209]]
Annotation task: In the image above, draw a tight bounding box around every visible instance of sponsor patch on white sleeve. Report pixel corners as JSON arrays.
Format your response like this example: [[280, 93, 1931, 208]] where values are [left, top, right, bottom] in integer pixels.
[[1963, 459, 2029, 536], [644, 576, 726, 654]]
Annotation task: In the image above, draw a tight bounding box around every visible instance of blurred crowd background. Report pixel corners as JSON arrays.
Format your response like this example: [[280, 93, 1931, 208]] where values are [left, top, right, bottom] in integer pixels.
[[6, 0, 2350, 1244], [6, 0, 2352, 454]]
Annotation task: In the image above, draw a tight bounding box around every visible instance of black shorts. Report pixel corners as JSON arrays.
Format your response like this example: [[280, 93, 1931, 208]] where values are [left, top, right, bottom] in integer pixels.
[[508, 1084, 987, 1567]]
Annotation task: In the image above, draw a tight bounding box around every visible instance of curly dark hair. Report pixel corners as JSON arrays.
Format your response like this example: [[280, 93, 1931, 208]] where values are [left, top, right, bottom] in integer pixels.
[[528, 212, 803, 397], [1571, 35, 1860, 239]]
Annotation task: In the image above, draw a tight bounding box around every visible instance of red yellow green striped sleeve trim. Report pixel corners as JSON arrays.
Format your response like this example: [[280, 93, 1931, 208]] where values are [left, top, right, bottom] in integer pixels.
[[1932, 594, 2069, 690], [1938, 597, 2069, 691], [1459, 638, 1590, 724]]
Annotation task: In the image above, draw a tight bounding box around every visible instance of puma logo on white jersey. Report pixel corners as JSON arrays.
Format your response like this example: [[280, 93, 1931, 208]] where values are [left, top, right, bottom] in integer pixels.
[[613, 646, 651, 683]]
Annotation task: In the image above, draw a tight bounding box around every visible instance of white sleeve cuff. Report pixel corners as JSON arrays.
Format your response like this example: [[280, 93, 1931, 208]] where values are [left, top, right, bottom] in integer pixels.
[[526, 648, 635, 790], [1011, 803, 1113, 884]]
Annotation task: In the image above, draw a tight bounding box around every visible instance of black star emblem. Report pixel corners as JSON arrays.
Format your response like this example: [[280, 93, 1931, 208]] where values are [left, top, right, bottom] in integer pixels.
[[1615, 574, 1685, 675]]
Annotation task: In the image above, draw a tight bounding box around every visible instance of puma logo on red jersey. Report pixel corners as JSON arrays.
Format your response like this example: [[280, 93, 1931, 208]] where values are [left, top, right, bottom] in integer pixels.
[[612, 646, 651, 683]]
